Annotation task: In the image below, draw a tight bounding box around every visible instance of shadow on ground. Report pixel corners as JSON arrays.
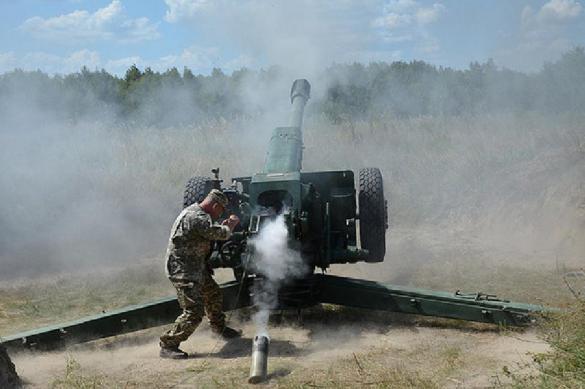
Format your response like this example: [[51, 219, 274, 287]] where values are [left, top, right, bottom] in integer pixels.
[[211, 337, 304, 358]]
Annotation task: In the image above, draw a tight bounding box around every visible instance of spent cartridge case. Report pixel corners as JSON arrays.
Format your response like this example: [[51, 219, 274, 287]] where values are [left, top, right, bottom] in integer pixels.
[[248, 335, 269, 384]]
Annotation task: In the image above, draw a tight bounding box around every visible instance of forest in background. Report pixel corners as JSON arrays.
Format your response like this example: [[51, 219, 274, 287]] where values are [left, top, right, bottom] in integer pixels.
[[1, 47, 584, 127]]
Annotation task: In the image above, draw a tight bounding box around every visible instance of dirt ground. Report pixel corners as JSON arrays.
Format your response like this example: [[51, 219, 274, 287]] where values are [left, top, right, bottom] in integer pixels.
[[12, 313, 550, 388], [3, 225, 578, 388]]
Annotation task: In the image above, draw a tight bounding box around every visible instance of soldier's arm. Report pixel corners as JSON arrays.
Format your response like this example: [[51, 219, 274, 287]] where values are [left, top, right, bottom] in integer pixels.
[[184, 213, 231, 241]]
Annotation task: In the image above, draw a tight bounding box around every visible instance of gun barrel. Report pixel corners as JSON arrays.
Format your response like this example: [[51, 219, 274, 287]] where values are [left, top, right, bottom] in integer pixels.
[[263, 79, 311, 173], [289, 79, 311, 128]]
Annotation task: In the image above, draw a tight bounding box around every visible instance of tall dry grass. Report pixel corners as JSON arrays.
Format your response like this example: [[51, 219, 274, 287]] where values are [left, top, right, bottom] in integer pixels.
[[1, 111, 582, 278]]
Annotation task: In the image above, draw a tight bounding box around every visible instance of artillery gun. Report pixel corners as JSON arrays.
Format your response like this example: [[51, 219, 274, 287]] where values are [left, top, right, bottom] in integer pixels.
[[1, 79, 547, 354], [187, 79, 387, 289]]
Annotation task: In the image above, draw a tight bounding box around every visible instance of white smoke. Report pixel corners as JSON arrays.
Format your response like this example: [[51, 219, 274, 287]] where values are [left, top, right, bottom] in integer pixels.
[[249, 213, 308, 336]]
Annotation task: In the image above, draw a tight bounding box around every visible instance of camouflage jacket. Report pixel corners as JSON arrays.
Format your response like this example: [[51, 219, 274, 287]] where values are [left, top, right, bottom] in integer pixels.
[[165, 203, 231, 283]]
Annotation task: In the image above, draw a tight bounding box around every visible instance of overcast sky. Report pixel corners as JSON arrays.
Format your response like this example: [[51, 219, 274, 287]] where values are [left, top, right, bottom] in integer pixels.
[[0, 0, 584, 75]]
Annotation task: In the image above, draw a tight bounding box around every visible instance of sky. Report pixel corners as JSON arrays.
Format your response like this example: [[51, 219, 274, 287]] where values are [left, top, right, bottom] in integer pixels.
[[0, 0, 583, 76]]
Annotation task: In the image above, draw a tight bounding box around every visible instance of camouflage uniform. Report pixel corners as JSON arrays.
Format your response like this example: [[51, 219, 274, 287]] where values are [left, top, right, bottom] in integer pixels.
[[160, 203, 231, 348]]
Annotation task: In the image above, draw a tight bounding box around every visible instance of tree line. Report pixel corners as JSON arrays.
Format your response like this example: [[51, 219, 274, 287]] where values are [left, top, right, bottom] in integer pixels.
[[1, 47, 584, 127]]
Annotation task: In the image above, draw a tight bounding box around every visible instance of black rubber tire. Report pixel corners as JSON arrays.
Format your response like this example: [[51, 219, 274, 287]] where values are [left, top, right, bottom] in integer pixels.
[[183, 176, 214, 208], [358, 168, 387, 263]]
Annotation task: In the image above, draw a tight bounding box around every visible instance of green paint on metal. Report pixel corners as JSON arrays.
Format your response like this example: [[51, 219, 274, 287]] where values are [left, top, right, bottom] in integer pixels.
[[1, 280, 251, 352], [264, 126, 303, 173], [263, 79, 310, 174], [315, 275, 549, 326], [1, 275, 553, 352]]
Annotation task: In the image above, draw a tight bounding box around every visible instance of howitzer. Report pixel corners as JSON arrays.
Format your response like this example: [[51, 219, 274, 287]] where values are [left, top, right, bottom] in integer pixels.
[[197, 79, 386, 282], [1, 79, 550, 353]]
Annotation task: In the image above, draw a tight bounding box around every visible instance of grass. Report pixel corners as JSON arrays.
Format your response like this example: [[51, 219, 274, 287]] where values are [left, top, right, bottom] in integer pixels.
[[540, 302, 585, 387], [505, 301, 585, 388], [49, 357, 107, 389], [404, 257, 575, 307], [0, 258, 173, 335], [3, 111, 584, 279]]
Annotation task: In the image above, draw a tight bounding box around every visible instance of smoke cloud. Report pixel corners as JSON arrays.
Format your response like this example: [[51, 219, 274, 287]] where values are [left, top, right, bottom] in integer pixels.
[[250, 213, 308, 336], [0, 1, 583, 285]]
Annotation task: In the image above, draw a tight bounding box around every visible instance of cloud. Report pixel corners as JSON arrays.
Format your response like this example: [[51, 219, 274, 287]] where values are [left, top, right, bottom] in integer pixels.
[[7, 0, 449, 76], [114, 45, 253, 74], [0, 45, 248, 76], [104, 56, 144, 74], [164, 0, 210, 23], [155, 45, 221, 71], [540, 0, 582, 21], [495, 0, 583, 71], [120, 17, 160, 43], [373, 0, 444, 29], [0, 49, 101, 74], [373, 12, 412, 29], [27, 50, 101, 73], [0, 52, 17, 73], [372, 1, 445, 54], [21, 0, 159, 43], [521, 0, 582, 30], [162, 0, 440, 76], [384, 0, 417, 12], [416, 3, 445, 25], [222, 54, 256, 71]]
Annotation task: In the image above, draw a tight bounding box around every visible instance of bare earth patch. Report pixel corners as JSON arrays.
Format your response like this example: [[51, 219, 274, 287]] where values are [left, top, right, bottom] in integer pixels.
[[2, 227, 575, 388], [11, 312, 550, 388]]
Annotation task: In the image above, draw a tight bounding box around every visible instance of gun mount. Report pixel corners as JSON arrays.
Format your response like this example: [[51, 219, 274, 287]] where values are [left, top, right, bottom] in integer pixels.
[[191, 79, 387, 282], [2, 80, 551, 355]]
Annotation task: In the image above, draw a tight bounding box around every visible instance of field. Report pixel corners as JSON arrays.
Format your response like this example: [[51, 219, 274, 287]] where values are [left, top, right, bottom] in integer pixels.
[[1, 235, 578, 388], [1, 112, 584, 387]]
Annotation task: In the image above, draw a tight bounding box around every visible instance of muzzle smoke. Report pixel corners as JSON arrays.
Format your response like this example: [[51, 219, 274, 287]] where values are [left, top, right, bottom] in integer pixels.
[[249, 213, 308, 336]]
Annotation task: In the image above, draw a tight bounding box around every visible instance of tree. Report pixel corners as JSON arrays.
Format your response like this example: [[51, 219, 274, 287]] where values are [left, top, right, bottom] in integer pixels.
[[124, 64, 142, 85], [183, 67, 194, 80]]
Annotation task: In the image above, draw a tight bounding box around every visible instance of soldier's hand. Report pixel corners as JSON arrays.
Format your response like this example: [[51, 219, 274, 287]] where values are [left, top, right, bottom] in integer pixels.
[[222, 215, 240, 231]]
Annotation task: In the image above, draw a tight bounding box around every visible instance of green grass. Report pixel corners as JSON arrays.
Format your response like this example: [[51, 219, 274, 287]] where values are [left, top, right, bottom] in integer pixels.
[[507, 302, 585, 388]]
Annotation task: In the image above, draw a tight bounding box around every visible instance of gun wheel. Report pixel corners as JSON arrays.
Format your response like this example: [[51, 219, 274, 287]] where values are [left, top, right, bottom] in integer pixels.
[[183, 176, 214, 208], [358, 168, 388, 263]]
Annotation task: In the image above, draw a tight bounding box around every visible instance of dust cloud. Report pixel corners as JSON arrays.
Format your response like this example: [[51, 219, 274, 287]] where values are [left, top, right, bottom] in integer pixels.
[[0, 2, 583, 286]]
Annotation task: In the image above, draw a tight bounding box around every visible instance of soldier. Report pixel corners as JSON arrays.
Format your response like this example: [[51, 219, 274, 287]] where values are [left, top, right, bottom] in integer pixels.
[[160, 189, 242, 359]]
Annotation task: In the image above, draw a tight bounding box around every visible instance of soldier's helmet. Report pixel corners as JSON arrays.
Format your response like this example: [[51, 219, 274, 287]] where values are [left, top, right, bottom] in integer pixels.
[[207, 189, 228, 207]]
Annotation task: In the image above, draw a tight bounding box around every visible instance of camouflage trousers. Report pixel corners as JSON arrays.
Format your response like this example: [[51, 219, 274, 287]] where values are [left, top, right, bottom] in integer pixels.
[[159, 270, 225, 348]]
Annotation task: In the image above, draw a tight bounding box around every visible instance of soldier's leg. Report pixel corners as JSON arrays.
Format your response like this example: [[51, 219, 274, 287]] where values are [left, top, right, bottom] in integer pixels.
[[201, 271, 225, 332], [160, 281, 204, 348]]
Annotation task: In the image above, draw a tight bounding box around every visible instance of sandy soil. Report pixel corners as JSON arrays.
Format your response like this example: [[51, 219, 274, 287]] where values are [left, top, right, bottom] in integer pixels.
[[11, 312, 549, 388], [4, 225, 568, 388]]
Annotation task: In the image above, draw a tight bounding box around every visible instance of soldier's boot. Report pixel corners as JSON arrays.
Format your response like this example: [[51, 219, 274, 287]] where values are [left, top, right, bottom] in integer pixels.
[[212, 326, 242, 340], [159, 343, 188, 360]]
